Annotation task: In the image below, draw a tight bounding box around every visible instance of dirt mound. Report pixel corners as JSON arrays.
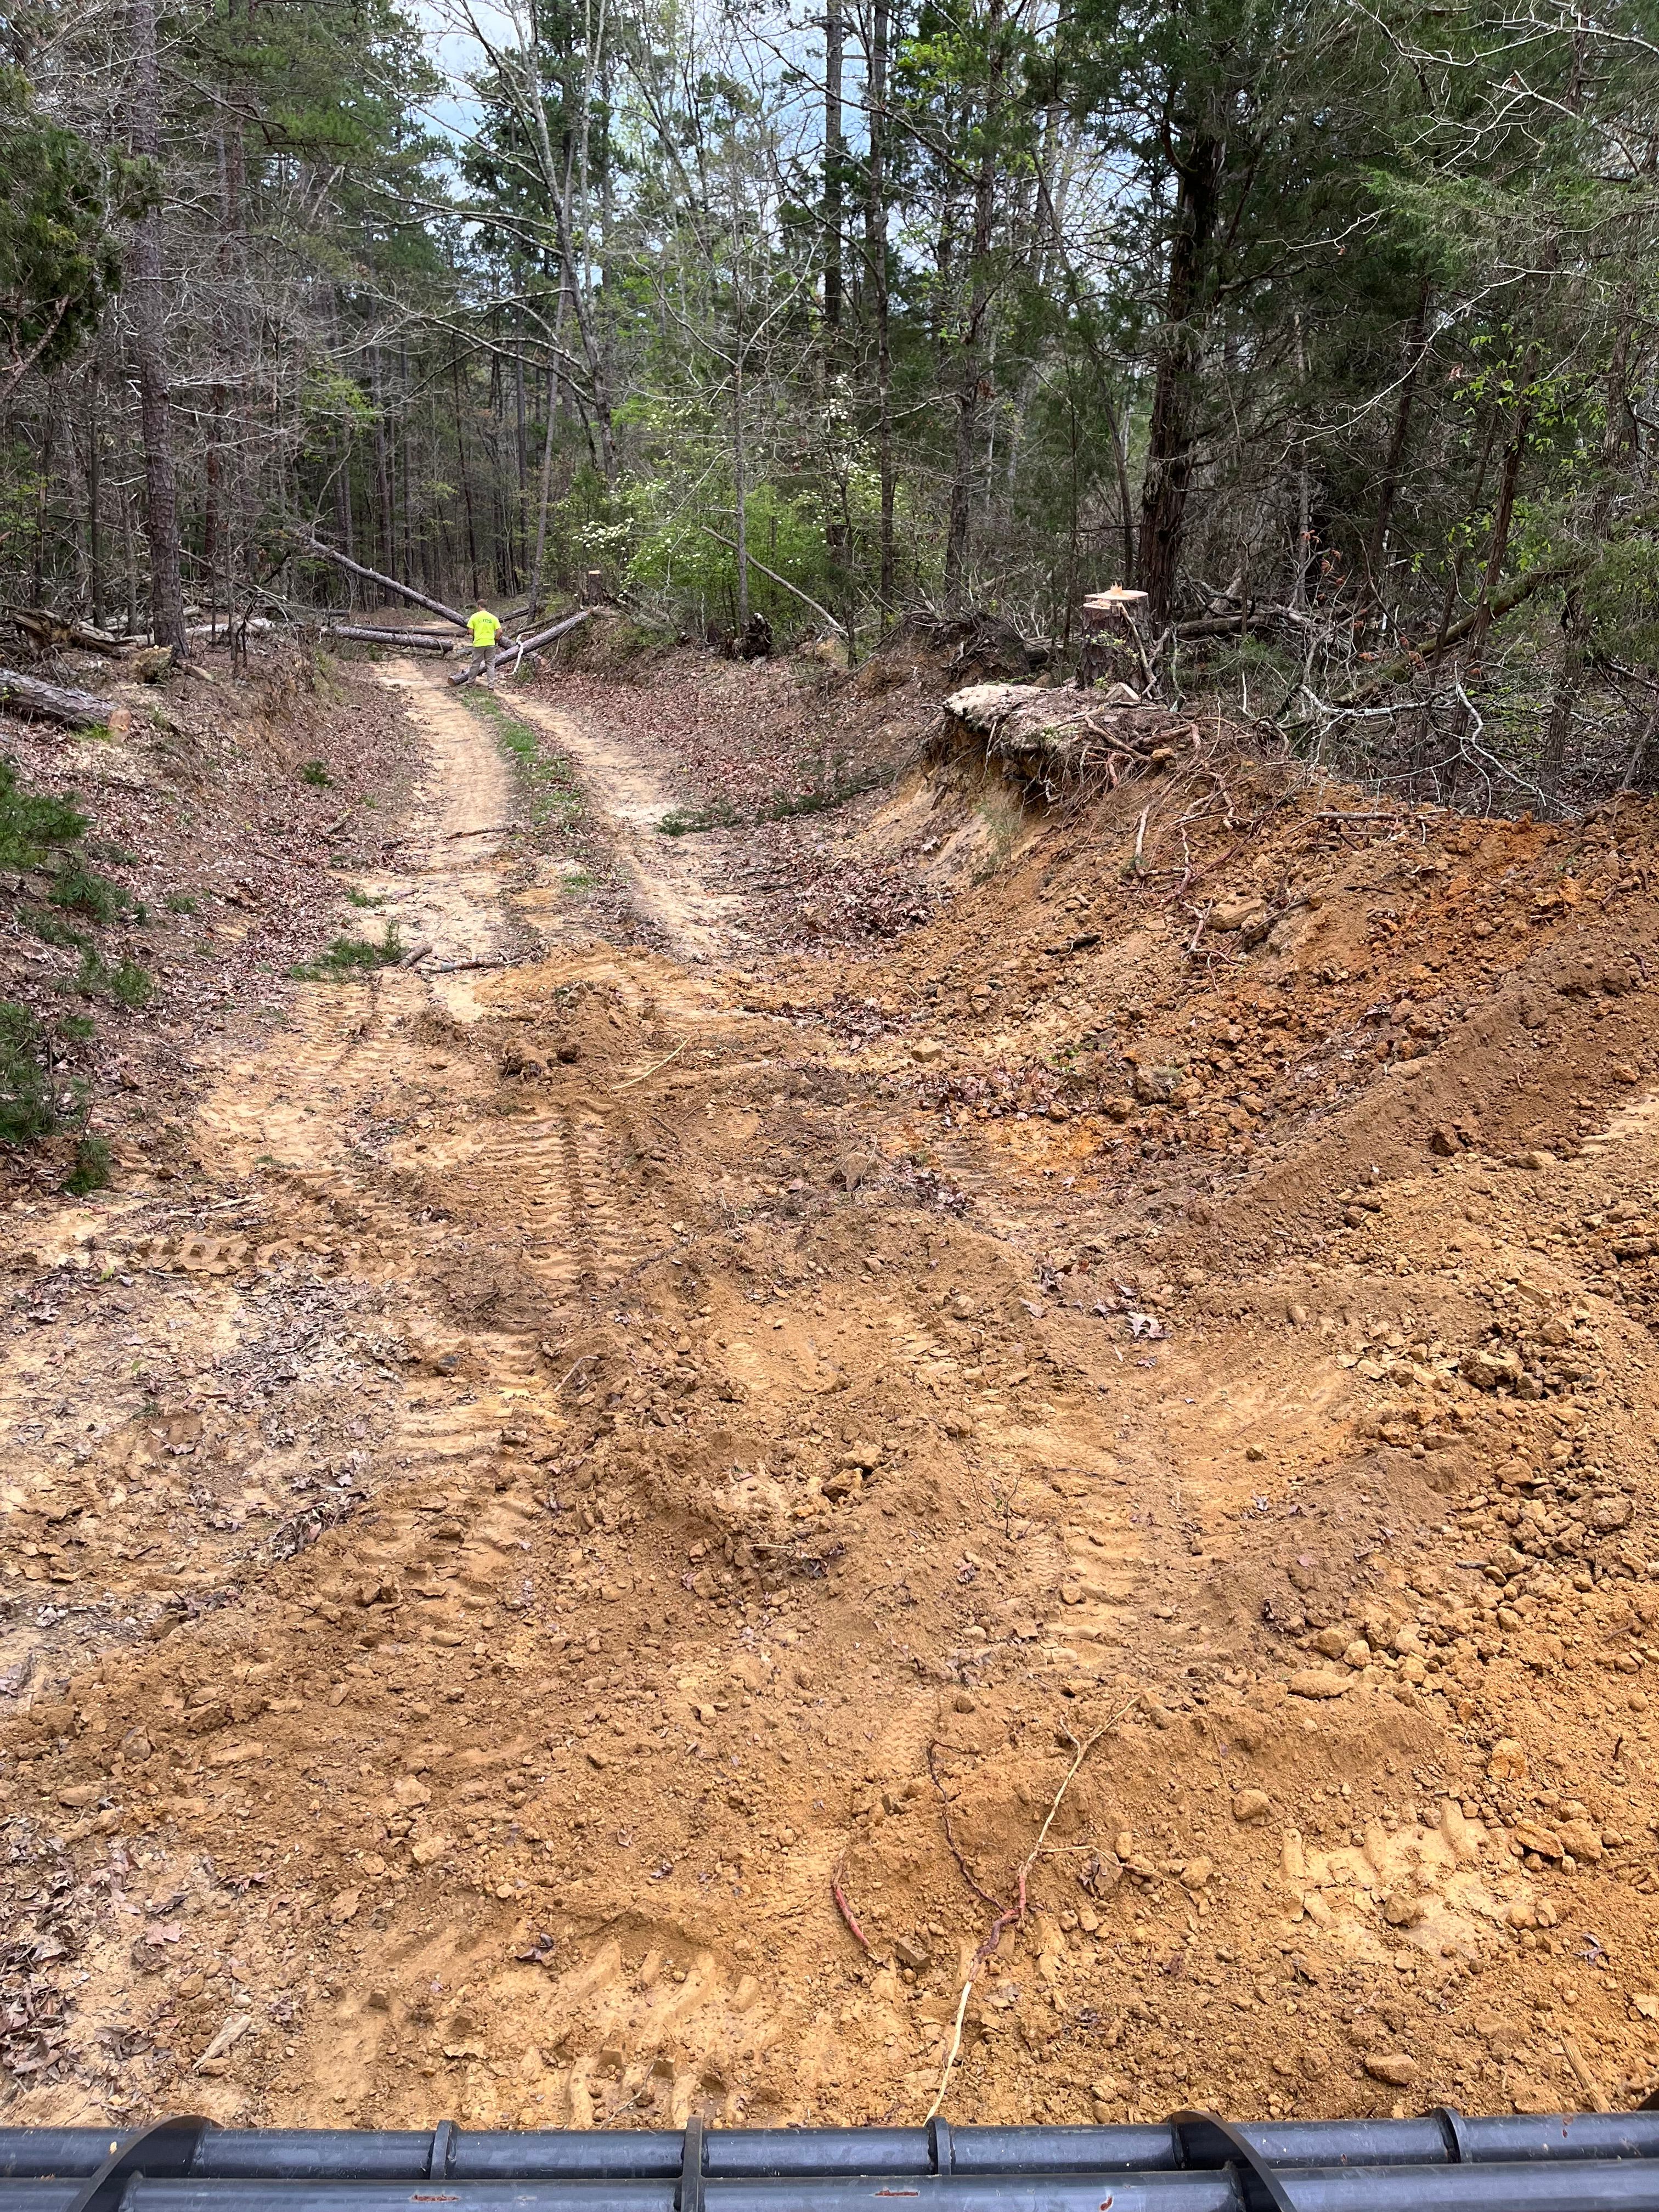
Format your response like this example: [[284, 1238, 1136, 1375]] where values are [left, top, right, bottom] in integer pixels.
[[4, 646, 1659, 2137]]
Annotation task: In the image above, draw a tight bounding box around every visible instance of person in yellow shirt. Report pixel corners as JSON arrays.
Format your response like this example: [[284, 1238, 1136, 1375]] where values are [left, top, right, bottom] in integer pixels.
[[461, 604, 503, 685]]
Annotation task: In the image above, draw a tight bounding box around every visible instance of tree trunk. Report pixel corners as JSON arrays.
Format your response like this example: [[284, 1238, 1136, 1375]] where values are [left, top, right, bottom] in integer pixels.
[[864, 0, 894, 613], [126, 0, 188, 661], [1363, 282, 1430, 602], [824, 0, 844, 347], [1136, 131, 1221, 625], [733, 348, 749, 634], [528, 368, 557, 617], [944, 14, 1002, 607], [86, 359, 103, 630], [1468, 399, 1531, 662], [452, 348, 481, 601]]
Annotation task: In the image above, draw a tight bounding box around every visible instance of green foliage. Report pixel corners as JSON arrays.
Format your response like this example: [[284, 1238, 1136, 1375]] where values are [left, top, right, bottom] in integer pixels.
[[24, 906, 86, 949], [165, 891, 198, 914], [761, 766, 889, 819], [1578, 539, 1659, 669], [69, 949, 153, 1007], [0, 66, 146, 377], [301, 759, 334, 787], [292, 924, 403, 979], [57, 1013, 95, 1041], [658, 798, 738, 836], [86, 838, 138, 866], [64, 1133, 112, 1195], [0, 758, 84, 870], [50, 855, 131, 921], [462, 692, 585, 830], [0, 999, 57, 1145]]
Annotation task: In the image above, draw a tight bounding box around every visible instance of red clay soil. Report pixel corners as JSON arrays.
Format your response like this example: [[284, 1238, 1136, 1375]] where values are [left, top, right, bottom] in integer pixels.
[[3, 630, 1659, 2137]]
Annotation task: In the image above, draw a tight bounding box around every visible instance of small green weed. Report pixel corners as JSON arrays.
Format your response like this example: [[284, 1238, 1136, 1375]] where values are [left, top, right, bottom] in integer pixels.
[[64, 1134, 112, 1195], [760, 766, 887, 821], [86, 838, 138, 866], [301, 759, 334, 788], [67, 949, 153, 1007], [25, 907, 88, 950], [0, 759, 86, 870], [58, 1013, 95, 1041], [165, 891, 198, 915], [346, 888, 383, 909], [0, 1001, 58, 1144], [50, 855, 132, 921], [562, 870, 594, 894], [292, 923, 403, 980], [658, 799, 738, 837]]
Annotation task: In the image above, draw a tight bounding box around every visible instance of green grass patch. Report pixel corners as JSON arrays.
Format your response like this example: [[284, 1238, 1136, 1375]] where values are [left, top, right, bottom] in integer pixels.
[[64, 1133, 112, 1196], [346, 888, 383, 909], [460, 691, 585, 831], [0, 1001, 60, 1145], [0, 759, 86, 870], [760, 766, 888, 821], [24, 907, 88, 950], [165, 891, 197, 915], [562, 869, 594, 894], [50, 855, 132, 921], [658, 798, 738, 837], [58, 1013, 95, 1041], [67, 949, 153, 1007], [292, 923, 403, 980], [301, 759, 334, 787]]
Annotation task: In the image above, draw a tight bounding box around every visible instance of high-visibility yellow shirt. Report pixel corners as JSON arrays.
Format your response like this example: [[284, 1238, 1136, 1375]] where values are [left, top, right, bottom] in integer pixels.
[[468, 609, 501, 646]]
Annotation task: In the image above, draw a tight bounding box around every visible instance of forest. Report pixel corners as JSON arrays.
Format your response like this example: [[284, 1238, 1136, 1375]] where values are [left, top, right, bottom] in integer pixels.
[[3, 0, 1658, 805]]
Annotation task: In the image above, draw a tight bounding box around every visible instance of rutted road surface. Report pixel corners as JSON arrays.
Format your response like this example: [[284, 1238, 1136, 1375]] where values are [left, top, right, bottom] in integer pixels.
[[7, 655, 1659, 2134]]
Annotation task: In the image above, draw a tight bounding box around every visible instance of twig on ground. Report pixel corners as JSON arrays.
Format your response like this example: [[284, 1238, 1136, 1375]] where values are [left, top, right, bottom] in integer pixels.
[[831, 1863, 873, 1953], [927, 1741, 1002, 1911], [617, 1040, 686, 1088], [923, 1699, 1132, 2123], [1562, 2034, 1611, 2113]]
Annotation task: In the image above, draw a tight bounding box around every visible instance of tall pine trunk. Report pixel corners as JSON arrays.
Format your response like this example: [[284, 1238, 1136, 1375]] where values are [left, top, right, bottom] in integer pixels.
[[864, 0, 894, 613], [1136, 133, 1221, 625], [126, 0, 188, 659], [943, 6, 1002, 607]]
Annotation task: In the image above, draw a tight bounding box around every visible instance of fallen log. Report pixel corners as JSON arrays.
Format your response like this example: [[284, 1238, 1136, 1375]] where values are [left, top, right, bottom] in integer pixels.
[[8, 607, 132, 658], [448, 606, 590, 683], [322, 624, 456, 653], [696, 525, 847, 637], [0, 667, 112, 729], [298, 540, 470, 632], [517, 606, 592, 653]]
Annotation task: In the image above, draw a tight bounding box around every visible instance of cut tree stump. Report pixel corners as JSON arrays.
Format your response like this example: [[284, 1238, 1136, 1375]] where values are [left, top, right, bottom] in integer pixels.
[[0, 668, 112, 729]]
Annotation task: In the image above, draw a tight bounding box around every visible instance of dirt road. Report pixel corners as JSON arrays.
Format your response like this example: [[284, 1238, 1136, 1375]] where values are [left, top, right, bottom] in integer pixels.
[[7, 652, 1659, 2133]]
